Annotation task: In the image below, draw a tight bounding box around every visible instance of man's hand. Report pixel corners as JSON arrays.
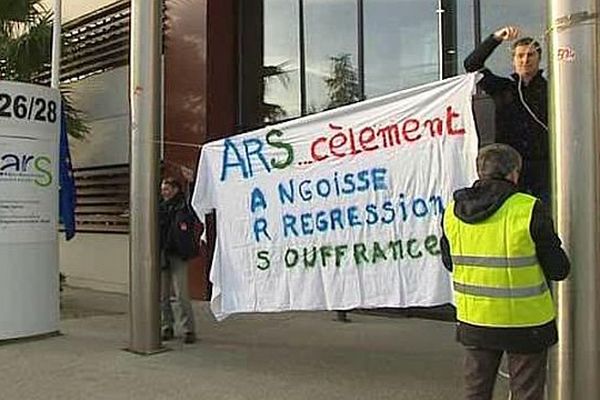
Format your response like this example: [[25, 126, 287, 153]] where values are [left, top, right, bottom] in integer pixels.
[[493, 26, 520, 41]]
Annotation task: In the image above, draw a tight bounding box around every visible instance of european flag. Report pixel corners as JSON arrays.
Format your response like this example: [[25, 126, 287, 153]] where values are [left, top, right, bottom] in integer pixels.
[[59, 104, 76, 240]]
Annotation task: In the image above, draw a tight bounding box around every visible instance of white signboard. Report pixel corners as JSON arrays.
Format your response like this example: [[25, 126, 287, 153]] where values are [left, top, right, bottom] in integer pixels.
[[0, 81, 60, 339], [193, 74, 479, 320]]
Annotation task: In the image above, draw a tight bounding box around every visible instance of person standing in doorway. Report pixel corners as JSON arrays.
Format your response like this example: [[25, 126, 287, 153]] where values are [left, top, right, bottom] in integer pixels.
[[159, 177, 198, 344], [441, 144, 570, 399]]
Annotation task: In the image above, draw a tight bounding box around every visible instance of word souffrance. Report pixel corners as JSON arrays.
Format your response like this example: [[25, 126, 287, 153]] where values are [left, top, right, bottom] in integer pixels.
[[193, 74, 479, 318]]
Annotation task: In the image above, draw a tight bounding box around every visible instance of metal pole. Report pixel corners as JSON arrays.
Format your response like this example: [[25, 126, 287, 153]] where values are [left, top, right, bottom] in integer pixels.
[[436, 0, 444, 80], [548, 0, 600, 398], [51, 0, 62, 89], [473, 0, 481, 47], [298, 0, 307, 115], [128, 0, 162, 354], [357, 0, 365, 100]]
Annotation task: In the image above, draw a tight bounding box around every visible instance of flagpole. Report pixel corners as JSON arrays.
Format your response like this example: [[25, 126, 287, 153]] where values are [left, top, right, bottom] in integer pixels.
[[51, 0, 62, 89]]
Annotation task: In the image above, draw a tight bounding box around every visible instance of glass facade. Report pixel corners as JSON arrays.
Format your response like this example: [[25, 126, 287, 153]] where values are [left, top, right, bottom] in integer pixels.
[[364, 0, 439, 98], [456, 0, 475, 73], [263, 0, 301, 122], [241, 0, 547, 128], [304, 0, 358, 113]]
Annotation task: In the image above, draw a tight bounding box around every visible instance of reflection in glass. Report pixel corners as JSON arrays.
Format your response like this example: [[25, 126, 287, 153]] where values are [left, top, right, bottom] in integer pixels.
[[364, 0, 439, 98], [456, 0, 475, 73], [263, 0, 301, 123], [304, 0, 358, 113], [480, 1, 547, 76], [324, 53, 360, 109]]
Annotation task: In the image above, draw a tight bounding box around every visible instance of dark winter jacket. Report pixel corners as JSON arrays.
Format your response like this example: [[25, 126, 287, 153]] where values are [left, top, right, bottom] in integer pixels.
[[464, 35, 549, 200], [440, 179, 570, 353], [159, 192, 200, 260]]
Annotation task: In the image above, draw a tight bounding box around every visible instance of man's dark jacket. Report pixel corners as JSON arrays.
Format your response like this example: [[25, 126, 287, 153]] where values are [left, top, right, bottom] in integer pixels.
[[440, 179, 570, 353], [465, 35, 549, 199], [159, 192, 198, 259]]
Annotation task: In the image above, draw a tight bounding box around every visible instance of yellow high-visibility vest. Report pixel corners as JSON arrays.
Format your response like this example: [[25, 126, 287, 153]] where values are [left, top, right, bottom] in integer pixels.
[[443, 192, 555, 327]]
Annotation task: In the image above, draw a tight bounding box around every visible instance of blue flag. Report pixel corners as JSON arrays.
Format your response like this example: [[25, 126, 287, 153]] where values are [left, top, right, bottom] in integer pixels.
[[59, 105, 76, 240]]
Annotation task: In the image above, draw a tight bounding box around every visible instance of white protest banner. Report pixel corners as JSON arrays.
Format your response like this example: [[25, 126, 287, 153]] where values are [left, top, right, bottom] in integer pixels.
[[0, 81, 60, 339], [193, 74, 479, 320]]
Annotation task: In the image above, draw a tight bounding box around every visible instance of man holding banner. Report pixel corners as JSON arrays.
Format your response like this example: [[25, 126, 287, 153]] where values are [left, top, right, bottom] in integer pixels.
[[464, 26, 549, 203], [441, 144, 569, 399]]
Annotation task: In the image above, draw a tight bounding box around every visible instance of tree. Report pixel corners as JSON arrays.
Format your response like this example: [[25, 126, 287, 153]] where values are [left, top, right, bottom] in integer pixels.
[[0, 0, 88, 138], [324, 53, 360, 109], [260, 61, 290, 123]]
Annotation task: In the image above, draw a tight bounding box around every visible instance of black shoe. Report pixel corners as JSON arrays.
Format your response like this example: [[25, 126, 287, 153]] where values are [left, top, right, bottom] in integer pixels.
[[161, 328, 174, 341], [183, 332, 196, 344]]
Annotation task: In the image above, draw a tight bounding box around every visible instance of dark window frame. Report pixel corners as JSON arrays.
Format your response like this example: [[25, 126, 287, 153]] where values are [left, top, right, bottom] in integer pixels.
[[238, 0, 471, 130]]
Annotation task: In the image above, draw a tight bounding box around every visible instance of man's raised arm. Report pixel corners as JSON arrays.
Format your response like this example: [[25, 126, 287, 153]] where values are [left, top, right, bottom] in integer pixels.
[[464, 25, 520, 72]]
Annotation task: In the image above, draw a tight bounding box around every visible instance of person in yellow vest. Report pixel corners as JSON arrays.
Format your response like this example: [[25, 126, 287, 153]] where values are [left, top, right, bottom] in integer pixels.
[[441, 143, 570, 400]]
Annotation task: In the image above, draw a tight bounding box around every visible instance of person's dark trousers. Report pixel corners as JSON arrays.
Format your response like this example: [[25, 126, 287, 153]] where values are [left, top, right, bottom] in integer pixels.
[[464, 347, 548, 400]]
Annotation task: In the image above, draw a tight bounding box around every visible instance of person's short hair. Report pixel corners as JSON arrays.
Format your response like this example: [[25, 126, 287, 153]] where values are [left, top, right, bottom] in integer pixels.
[[476, 144, 522, 180], [512, 37, 542, 57], [161, 177, 182, 191]]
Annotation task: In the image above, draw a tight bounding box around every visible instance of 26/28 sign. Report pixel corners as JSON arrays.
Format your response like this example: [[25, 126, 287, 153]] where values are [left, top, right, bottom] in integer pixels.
[[0, 93, 58, 123]]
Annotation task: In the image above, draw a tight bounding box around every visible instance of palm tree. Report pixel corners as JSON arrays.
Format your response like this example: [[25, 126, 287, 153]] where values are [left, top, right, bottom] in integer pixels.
[[0, 0, 88, 138], [0, 0, 50, 81]]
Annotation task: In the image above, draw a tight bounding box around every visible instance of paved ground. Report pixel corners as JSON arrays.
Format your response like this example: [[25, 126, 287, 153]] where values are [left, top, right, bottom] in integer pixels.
[[0, 287, 510, 400]]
